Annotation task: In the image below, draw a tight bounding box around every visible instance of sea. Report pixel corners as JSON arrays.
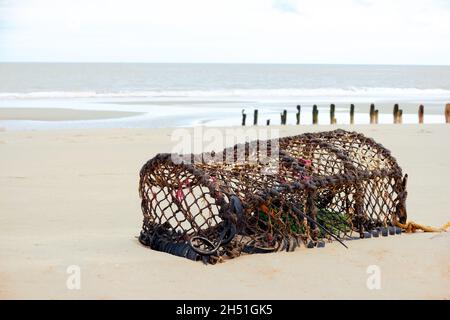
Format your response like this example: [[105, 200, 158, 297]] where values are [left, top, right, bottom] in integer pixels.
[[1, 63, 450, 130]]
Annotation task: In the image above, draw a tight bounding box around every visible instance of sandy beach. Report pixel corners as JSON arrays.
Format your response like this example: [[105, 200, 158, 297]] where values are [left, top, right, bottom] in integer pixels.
[[0, 122, 449, 299]]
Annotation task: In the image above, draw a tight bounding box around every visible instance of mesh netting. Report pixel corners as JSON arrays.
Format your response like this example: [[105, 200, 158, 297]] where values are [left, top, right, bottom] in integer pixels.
[[138, 129, 408, 264]]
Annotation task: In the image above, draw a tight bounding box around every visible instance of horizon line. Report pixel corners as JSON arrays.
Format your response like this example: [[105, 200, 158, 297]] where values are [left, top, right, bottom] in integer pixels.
[[1, 61, 450, 67]]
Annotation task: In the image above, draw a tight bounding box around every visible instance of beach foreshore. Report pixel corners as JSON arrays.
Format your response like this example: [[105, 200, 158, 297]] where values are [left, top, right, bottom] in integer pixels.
[[0, 124, 449, 299]]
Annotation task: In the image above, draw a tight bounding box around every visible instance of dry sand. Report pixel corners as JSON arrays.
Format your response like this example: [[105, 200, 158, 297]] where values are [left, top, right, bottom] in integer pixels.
[[0, 124, 449, 299], [0, 107, 143, 121]]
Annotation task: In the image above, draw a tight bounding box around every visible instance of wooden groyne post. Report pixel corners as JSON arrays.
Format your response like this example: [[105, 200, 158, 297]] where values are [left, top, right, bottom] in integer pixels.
[[374, 109, 379, 124], [446, 103, 450, 123], [393, 104, 398, 123], [370, 104, 375, 124], [393, 103, 403, 123], [312, 105, 319, 125], [369, 103, 375, 124], [253, 109, 258, 125], [350, 104, 355, 124], [296, 105, 301, 125], [418, 105, 424, 124], [241, 109, 247, 126], [393, 104, 403, 124], [266, 119, 270, 126], [330, 104, 336, 124], [280, 109, 287, 125]]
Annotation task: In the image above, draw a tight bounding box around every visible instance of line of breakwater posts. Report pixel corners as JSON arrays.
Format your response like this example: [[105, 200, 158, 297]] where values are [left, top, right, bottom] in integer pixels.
[[241, 103, 450, 126]]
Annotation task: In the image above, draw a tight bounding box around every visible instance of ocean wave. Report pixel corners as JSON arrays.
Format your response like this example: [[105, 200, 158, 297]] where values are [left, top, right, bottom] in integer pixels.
[[1, 87, 450, 99]]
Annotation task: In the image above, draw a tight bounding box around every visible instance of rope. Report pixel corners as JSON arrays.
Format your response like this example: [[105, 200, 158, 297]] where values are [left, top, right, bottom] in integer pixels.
[[188, 221, 236, 256], [394, 220, 450, 233]]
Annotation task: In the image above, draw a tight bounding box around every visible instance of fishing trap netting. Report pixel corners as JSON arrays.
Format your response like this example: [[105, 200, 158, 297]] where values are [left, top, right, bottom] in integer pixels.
[[138, 129, 408, 264]]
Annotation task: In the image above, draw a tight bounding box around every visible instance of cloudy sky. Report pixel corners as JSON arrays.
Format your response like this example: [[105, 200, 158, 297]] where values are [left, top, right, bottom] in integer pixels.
[[1, 0, 449, 64]]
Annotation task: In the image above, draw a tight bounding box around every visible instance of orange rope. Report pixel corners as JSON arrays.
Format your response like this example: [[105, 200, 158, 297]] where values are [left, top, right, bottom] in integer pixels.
[[394, 220, 450, 233]]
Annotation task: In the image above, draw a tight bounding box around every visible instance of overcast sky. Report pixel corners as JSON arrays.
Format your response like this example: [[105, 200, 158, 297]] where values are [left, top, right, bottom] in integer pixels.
[[1, 0, 449, 64]]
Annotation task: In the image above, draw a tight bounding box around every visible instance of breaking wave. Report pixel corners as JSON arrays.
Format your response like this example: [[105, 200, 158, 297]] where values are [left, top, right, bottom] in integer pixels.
[[1, 87, 450, 100]]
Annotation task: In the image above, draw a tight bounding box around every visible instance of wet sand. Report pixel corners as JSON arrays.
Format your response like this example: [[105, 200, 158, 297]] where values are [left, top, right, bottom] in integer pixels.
[[0, 107, 143, 121]]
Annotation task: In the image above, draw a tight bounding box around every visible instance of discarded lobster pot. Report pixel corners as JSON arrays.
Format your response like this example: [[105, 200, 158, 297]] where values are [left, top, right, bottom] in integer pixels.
[[138, 129, 408, 264]]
